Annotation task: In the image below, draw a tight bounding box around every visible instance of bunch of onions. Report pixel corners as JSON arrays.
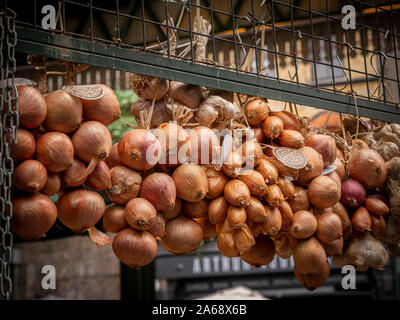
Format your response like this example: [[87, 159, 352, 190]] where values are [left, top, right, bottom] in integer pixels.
[[288, 186, 310, 212], [72, 121, 112, 175], [118, 129, 161, 172], [316, 212, 342, 244], [131, 99, 167, 129], [290, 210, 317, 239], [279, 130, 305, 149], [205, 167, 228, 199], [169, 81, 203, 109], [172, 163, 208, 202], [224, 179, 251, 207], [160, 216, 204, 255], [227, 206, 247, 229], [256, 159, 278, 185], [43, 90, 82, 133], [308, 176, 340, 209], [85, 161, 111, 191], [266, 184, 284, 208], [16, 85, 47, 129], [106, 166, 142, 205], [41, 173, 62, 196], [349, 148, 387, 189], [246, 197, 267, 223], [81, 84, 121, 125], [260, 206, 282, 236], [125, 198, 157, 231], [161, 198, 182, 220], [239, 140, 264, 167], [130, 74, 169, 101], [244, 98, 269, 126], [208, 196, 228, 224], [11, 129, 36, 163], [11, 193, 57, 240], [364, 198, 389, 216], [183, 200, 208, 219], [352, 206, 372, 232], [222, 151, 243, 178], [13, 160, 47, 192], [240, 235, 275, 267], [102, 204, 128, 233], [296, 146, 324, 185], [293, 237, 327, 274], [150, 213, 167, 240], [62, 158, 88, 187], [263, 116, 284, 139], [196, 217, 216, 240], [104, 143, 122, 169], [189, 126, 220, 165], [140, 173, 176, 211], [36, 132, 74, 172], [112, 228, 158, 268], [340, 179, 366, 208], [217, 219, 239, 258], [305, 134, 336, 168], [240, 170, 267, 197]]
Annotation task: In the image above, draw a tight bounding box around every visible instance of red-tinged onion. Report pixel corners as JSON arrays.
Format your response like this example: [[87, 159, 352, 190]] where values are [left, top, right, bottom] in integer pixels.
[[161, 198, 182, 220], [183, 199, 208, 219], [13, 160, 47, 192], [293, 237, 327, 274], [86, 161, 111, 191], [104, 143, 122, 169], [36, 132, 74, 173], [102, 204, 128, 233], [112, 228, 158, 268], [189, 126, 220, 165], [244, 98, 269, 126], [296, 146, 324, 185], [263, 116, 284, 139], [279, 130, 305, 149], [288, 186, 310, 212], [197, 217, 217, 241], [43, 90, 82, 133], [41, 173, 61, 196], [106, 165, 142, 205], [364, 198, 389, 216], [340, 179, 366, 208], [11, 193, 57, 240], [208, 196, 228, 224], [305, 134, 336, 168], [131, 74, 169, 101], [131, 99, 167, 128], [16, 86, 47, 129], [62, 158, 88, 187], [308, 176, 341, 209], [256, 159, 279, 185], [150, 213, 167, 240], [125, 198, 157, 231], [118, 129, 161, 171], [316, 212, 342, 244], [81, 84, 121, 125], [352, 206, 372, 232], [290, 210, 317, 239], [160, 216, 204, 255], [224, 179, 251, 207], [56, 189, 105, 233], [170, 81, 203, 109], [140, 172, 176, 211], [205, 167, 228, 199], [241, 235, 275, 268], [367, 192, 387, 204], [11, 128, 36, 163], [172, 163, 208, 202], [349, 148, 387, 189]]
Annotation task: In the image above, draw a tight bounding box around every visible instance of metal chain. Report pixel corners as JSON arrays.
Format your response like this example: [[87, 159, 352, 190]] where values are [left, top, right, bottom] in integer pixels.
[[0, 6, 17, 300]]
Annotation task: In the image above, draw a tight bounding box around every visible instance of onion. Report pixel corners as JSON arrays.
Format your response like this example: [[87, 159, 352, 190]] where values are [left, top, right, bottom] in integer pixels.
[[332, 202, 352, 235], [340, 179, 366, 208], [272, 233, 292, 259], [240, 141, 264, 170], [106, 166, 142, 205], [290, 210, 317, 239], [42, 173, 61, 196], [327, 171, 341, 190], [352, 139, 369, 150], [160, 216, 204, 255], [371, 214, 386, 237], [36, 132, 74, 173], [239, 170, 267, 196], [224, 179, 251, 207], [172, 163, 208, 202], [367, 192, 387, 204], [197, 217, 217, 241], [183, 199, 207, 218], [131, 99, 167, 128], [349, 148, 387, 189], [13, 160, 47, 192], [11, 193, 57, 240], [294, 260, 330, 291], [208, 196, 228, 224], [125, 198, 157, 231], [44, 90, 82, 133], [161, 197, 182, 220], [316, 212, 342, 244], [102, 204, 128, 233], [62, 158, 88, 187], [131, 75, 169, 100], [352, 206, 372, 232], [333, 157, 346, 181], [81, 84, 121, 125], [227, 205, 247, 229], [112, 228, 158, 268], [244, 99, 269, 126], [150, 213, 167, 240], [296, 146, 324, 185], [16, 85, 47, 129], [256, 159, 279, 185], [189, 126, 220, 165], [222, 152, 243, 178], [308, 176, 340, 209], [305, 134, 336, 168], [270, 111, 305, 135], [205, 167, 228, 199], [277, 177, 295, 200], [104, 143, 122, 169], [140, 173, 176, 210], [217, 230, 239, 258], [260, 206, 282, 236], [262, 116, 284, 139], [154, 122, 191, 166], [266, 184, 284, 208], [56, 189, 105, 233], [118, 129, 161, 171], [246, 197, 267, 223], [11, 129, 36, 163], [288, 186, 310, 212], [241, 235, 275, 267], [293, 237, 327, 274], [323, 237, 343, 257], [232, 224, 256, 255], [279, 130, 305, 149], [254, 127, 266, 144], [364, 198, 389, 216], [312, 207, 334, 216], [269, 158, 299, 179], [85, 161, 111, 191], [170, 81, 202, 109], [279, 201, 294, 229]]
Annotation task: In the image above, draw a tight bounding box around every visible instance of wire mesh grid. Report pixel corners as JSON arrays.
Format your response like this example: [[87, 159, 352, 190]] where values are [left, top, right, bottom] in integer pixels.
[[9, 0, 400, 109]]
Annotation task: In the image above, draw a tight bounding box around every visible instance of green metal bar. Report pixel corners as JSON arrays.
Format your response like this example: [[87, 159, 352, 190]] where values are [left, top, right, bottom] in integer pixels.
[[15, 27, 400, 124]]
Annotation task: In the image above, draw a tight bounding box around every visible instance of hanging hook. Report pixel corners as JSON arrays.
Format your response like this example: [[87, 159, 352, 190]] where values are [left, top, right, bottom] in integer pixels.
[[368, 50, 388, 98], [333, 42, 355, 92]]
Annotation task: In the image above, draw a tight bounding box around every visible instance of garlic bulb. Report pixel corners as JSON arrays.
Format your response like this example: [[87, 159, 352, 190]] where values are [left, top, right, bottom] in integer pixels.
[[196, 95, 239, 128]]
